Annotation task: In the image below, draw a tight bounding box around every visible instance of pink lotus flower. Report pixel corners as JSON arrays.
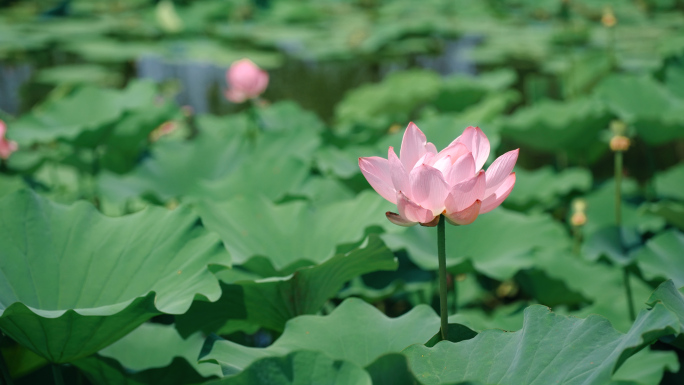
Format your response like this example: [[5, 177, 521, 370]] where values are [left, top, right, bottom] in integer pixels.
[[359, 123, 518, 227], [0, 120, 18, 160], [225, 59, 269, 103]]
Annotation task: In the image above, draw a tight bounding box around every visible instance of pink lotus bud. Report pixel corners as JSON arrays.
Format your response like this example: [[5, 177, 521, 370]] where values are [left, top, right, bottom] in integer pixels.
[[225, 58, 269, 103], [149, 121, 178, 142], [0, 120, 18, 160], [359, 123, 518, 227]]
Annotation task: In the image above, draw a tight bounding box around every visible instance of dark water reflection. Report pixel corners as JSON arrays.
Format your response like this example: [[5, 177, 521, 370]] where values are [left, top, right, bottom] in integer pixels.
[[0, 36, 480, 123]]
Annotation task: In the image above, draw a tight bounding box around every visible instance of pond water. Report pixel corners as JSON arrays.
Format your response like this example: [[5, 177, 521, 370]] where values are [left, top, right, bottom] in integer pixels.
[[0, 36, 479, 122]]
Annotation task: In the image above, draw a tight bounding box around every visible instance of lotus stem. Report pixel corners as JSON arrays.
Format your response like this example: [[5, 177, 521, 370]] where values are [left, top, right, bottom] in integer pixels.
[[437, 214, 449, 340], [52, 364, 64, 385], [615, 150, 635, 321], [615, 151, 622, 226]]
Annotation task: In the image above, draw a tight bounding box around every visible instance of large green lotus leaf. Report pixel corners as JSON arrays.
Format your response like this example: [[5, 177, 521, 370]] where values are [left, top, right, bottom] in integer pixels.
[[74, 356, 208, 385], [666, 65, 684, 99], [195, 191, 394, 275], [497, 98, 610, 158], [469, 22, 552, 65], [581, 225, 642, 266], [514, 267, 589, 308], [201, 298, 440, 375], [0, 190, 230, 363], [96, 115, 250, 204], [292, 176, 356, 206], [593, 74, 684, 145], [654, 162, 684, 201], [73, 323, 220, 384], [581, 179, 665, 237], [314, 145, 376, 180], [544, 51, 613, 100], [432, 70, 517, 113], [334, 69, 442, 136], [610, 348, 679, 385], [364, 353, 489, 385], [403, 304, 679, 385], [8, 81, 157, 147], [448, 303, 526, 333], [382, 208, 570, 280], [99, 99, 180, 174], [647, 280, 684, 330], [98, 113, 319, 204], [65, 39, 163, 63], [0, 175, 25, 199], [176, 235, 397, 336], [641, 201, 684, 231], [632, 230, 684, 287], [530, 250, 654, 332], [506, 166, 592, 210], [208, 351, 372, 385], [194, 157, 309, 203], [645, 279, 684, 349], [255, 101, 325, 133], [35, 64, 122, 87], [160, 39, 284, 68]]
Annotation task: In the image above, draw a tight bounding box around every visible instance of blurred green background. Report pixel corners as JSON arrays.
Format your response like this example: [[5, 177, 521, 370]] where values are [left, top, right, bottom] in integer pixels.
[[1, 0, 684, 384]]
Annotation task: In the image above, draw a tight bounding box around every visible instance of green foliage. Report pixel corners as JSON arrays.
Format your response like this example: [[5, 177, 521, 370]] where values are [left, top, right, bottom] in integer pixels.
[[2, 0, 684, 383], [195, 192, 394, 275], [0, 190, 230, 363], [403, 304, 679, 385], [200, 298, 440, 374], [175, 236, 397, 335]]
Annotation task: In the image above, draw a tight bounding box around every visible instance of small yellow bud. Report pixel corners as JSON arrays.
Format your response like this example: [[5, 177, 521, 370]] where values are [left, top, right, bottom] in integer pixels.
[[610, 120, 627, 136], [602, 7, 617, 28], [571, 212, 587, 227], [610, 135, 631, 152], [388, 123, 402, 134], [572, 199, 587, 213], [496, 281, 518, 298]]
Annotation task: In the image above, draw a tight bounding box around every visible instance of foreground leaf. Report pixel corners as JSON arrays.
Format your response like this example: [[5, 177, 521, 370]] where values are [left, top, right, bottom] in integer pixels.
[[403, 304, 679, 385], [383, 208, 570, 280], [633, 230, 684, 287], [200, 298, 440, 375], [610, 348, 679, 385], [195, 192, 394, 275], [175, 235, 398, 335], [208, 351, 372, 385], [0, 190, 230, 362]]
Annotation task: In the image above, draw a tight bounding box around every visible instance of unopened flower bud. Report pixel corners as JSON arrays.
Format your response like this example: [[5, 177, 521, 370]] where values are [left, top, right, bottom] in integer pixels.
[[610, 120, 627, 136], [602, 7, 617, 28], [571, 212, 587, 227], [572, 199, 587, 213], [388, 123, 402, 134], [610, 135, 630, 152]]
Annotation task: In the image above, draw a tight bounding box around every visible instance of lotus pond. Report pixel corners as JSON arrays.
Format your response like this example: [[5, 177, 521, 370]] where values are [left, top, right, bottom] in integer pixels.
[[1, 0, 684, 384]]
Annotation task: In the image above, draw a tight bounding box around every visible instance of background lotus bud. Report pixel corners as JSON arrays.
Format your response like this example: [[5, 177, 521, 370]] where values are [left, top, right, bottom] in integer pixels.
[[0, 120, 18, 160], [610, 135, 630, 152], [225, 59, 269, 103]]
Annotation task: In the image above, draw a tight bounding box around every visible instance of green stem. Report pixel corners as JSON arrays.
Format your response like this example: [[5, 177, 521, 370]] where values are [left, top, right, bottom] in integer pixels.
[[623, 267, 636, 321], [615, 151, 622, 226], [615, 150, 635, 321], [52, 364, 64, 385], [437, 215, 449, 341], [450, 274, 458, 315]]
